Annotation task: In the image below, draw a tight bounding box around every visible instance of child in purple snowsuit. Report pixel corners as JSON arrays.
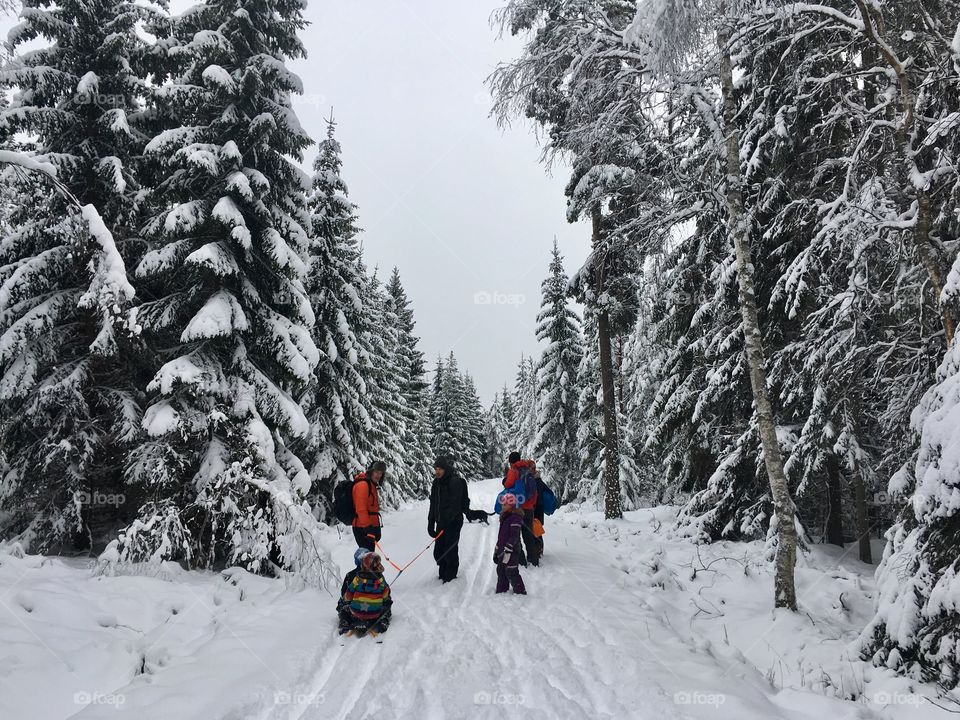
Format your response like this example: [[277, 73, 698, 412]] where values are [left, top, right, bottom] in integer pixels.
[[494, 493, 527, 594]]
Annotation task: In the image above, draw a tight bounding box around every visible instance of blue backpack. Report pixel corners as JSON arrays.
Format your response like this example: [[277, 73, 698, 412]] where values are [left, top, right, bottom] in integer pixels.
[[494, 464, 537, 513], [539, 481, 558, 515]]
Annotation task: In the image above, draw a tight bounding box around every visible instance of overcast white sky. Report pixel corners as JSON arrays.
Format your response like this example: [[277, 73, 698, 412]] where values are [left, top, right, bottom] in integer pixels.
[[4, 1, 592, 405], [293, 1, 590, 404]]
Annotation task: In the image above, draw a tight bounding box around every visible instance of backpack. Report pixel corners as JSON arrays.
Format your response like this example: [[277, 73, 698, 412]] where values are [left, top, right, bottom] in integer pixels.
[[539, 480, 558, 515], [333, 476, 368, 525], [516, 464, 537, 505], [493, 464, 537, 513]]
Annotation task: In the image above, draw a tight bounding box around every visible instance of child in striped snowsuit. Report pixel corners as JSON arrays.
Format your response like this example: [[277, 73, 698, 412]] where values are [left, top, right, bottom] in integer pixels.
[[337, 548, 392, 634]]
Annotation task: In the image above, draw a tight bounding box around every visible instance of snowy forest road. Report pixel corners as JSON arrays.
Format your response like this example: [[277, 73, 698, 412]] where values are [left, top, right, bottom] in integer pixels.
[[2, 479, 879, 720], [285, 479, 862, 720]]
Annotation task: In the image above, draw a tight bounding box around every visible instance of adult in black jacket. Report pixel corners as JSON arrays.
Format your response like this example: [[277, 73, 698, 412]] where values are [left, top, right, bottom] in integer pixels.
[[427, 456, 471, 583], [533, 473, 548, 559]]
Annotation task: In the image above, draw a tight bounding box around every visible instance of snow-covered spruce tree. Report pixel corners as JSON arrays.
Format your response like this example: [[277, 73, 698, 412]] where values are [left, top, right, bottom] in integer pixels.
[[576, 306, 643, 509], [459, 372, 487, 481], [509, 355, 538, 457], [721, 12, 941, 562], [358, 272, 410, 504], [620, 296, 671, 504], [120, 0, 335, 584], [483, 391, 511, 477], [817, 0, 960, 687], [499, 382, 517, 462], [299, 116, 370, 513], [429, 353, 467, 461], [644, 11, 811, 547], [567, 196, 646, 515], [863, 343, 960, 687], [492, 0, 800, 600], [429, 351, 486, 478], [532, 241, 583, 502], [385, 267, 433, 497], [491, 0, 656, 519], [0, 0, 157, 552]]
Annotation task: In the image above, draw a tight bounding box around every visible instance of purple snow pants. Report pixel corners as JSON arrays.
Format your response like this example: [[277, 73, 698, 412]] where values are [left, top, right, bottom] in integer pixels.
[[495, 561, 526, 594]]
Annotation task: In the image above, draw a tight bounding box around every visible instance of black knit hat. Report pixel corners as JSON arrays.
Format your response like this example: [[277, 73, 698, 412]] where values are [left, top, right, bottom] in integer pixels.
[[433, 456, 455, 474], [508, 451, 521, 465]]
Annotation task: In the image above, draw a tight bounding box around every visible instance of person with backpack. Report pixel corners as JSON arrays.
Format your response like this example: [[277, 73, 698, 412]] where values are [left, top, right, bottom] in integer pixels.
[[337, 548, 392, 636], [331, 460, 385, 551], [503, 451, 539, 566], [531, 462, 558, 559], [528, 460, 545, 559], [494, 492, 527, 595], [427, 456, 472, 583]]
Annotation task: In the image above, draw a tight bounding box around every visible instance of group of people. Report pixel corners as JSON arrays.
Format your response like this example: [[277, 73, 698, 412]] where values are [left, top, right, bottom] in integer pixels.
[[335, 453, 553, 637]]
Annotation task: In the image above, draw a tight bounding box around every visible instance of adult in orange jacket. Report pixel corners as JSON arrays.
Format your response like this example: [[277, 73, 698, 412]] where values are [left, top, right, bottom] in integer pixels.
[[503, 451, 539, 566], [353, 460, 386, 551]]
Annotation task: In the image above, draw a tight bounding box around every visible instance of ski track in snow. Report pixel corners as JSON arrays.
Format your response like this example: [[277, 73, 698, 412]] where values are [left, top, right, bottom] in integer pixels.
[[285, 479, 841, 720], [4, 478, 944, 719]]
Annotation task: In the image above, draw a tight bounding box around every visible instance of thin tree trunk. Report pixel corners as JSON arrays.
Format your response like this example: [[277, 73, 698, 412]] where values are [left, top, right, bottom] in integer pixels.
[[852, 469, 873, 564], [915, 190, 955, 346], [850, 0, 956, 347], [718, 21, 798, 610], [825, 453, 845, 547], [592, 208, 623, 520]]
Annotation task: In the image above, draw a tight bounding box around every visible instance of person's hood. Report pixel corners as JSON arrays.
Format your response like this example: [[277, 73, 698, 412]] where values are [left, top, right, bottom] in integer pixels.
[[368, 460, 387, 481], [354, 548, 372, 567], [434, 456, 455, 477]]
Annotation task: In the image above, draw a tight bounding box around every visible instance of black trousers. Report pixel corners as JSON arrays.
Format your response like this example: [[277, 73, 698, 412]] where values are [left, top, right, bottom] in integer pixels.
[[338, 605, 392, 632], [520, 509, 539, 566], [353, 525, 381, 551], [433, 522, 463, 581]]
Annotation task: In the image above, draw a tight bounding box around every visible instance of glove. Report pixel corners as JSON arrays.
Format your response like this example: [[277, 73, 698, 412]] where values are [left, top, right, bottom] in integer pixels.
[[493, 549, 502, 564], [428, 522, 437, 538]]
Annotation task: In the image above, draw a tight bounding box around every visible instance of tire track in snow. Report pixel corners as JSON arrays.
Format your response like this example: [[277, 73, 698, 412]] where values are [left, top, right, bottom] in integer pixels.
[[284, 635, 346, 720], [291, 481, 702, 719], [468, 596, 611, 719], [459, 522, 495, 609], [301, 638, 381, 720]]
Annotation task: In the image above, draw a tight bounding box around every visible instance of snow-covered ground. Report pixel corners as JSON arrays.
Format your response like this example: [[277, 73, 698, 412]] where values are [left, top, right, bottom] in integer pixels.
[[1, 478, 956, 719]]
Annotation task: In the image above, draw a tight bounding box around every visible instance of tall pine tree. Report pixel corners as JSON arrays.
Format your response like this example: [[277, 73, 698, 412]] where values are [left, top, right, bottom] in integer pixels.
[[532, 241, 583, 502], [300, 116, 369, 511], [0, 0, 153, 551], [121, 0, 326, 578]]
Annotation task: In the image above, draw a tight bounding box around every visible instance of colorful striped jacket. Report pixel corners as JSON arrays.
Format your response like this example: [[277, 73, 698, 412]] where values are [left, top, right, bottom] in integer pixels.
[[343, 570, 392, 621]]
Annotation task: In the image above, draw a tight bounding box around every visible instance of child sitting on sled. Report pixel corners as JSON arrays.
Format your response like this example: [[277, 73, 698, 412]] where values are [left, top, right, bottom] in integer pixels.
[[337, 548, 392, 636]]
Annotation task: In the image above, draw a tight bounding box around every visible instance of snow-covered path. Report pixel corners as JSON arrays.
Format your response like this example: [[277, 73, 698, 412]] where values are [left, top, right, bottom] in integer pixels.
[[2, 479, 940, 719], [273, 479, 861, 720]]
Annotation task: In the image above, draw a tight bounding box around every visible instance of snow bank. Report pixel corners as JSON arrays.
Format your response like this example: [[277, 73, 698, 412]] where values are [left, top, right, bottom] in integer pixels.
[[5, 480, 956, 719], [553, 502, 958, 717], [0, 548, 340, 720]]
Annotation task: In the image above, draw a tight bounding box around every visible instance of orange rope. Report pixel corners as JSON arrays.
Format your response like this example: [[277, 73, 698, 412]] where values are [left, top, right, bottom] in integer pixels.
[[370, 536, 404, 573]]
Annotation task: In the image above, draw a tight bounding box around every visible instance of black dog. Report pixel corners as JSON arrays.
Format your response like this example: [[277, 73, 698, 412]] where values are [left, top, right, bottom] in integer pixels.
[[466, 509, 494, 525]]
